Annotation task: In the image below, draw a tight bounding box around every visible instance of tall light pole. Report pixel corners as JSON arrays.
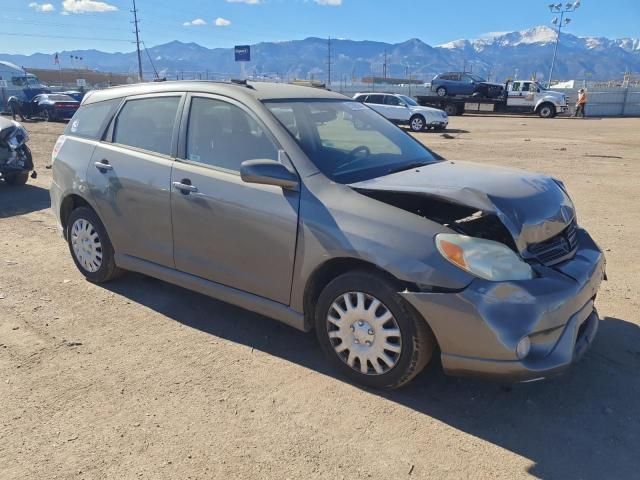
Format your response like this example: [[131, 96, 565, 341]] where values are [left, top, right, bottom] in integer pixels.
[[547, 1, 581, 87]]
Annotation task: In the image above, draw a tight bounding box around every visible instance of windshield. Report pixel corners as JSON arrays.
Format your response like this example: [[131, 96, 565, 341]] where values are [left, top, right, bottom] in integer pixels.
[[469, 74, 485, 82], [265, 100, 441, 184], [399, 95, 418, 106]]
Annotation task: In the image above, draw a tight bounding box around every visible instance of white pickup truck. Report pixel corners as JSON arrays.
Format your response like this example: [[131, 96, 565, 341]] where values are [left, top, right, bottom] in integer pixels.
[[416, 80, 569, 118]]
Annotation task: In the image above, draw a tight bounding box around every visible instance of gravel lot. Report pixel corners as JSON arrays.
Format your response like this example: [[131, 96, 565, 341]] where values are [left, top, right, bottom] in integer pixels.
[[1, 114, 639, 480]]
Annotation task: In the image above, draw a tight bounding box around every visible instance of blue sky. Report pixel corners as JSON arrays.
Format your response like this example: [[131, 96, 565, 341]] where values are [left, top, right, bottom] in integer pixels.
[[3, 0, 640, 55]]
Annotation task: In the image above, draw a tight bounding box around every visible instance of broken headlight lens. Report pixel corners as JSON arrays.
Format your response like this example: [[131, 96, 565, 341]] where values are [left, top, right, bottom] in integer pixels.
[[435, 233, 534, 281]]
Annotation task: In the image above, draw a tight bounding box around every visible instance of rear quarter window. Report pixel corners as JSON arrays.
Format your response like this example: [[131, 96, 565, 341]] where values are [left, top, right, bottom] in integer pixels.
[[65, 98, 121, 140]]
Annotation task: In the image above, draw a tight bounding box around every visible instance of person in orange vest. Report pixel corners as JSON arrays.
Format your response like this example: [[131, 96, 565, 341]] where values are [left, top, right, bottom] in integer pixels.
[[574, 88, 587, 118]]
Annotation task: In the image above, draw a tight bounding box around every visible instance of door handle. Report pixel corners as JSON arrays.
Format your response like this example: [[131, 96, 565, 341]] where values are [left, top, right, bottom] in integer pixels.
[[94, 160, 113, 171], [172, 181, 198, 194]]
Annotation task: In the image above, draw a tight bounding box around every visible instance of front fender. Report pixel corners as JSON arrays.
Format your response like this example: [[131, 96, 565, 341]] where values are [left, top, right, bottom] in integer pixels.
[[535, 95, 564, 110], [289, 178, 474, 313]]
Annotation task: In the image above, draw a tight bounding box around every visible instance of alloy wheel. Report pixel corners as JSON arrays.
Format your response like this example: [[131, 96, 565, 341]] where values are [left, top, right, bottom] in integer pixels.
[[411, 117, 424, 131]]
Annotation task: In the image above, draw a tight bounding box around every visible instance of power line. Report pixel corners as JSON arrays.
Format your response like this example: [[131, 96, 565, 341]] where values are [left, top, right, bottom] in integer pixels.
[[131, 0, 143, 82], [141, 41, 160, 80], [0, 32, 130, 42]]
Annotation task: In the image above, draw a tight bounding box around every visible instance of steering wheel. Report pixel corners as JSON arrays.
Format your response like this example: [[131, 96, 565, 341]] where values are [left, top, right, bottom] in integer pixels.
[[347, 145, 371, 160], [335, 145, 371, 173]]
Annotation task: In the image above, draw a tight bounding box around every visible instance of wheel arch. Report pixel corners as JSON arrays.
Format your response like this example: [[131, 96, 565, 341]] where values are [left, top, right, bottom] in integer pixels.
[[302, 257, 418, 331], [535, 100, 556, 112], [59, 193, 96, 238]]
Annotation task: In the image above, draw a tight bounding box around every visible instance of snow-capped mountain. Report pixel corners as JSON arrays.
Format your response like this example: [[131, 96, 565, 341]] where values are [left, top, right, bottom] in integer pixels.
[[1, 26, 638, 83]]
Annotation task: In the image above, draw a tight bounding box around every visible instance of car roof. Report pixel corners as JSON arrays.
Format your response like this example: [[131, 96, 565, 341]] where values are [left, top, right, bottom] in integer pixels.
[[83, 81, 349, 105], [354, 92, 398, 96]]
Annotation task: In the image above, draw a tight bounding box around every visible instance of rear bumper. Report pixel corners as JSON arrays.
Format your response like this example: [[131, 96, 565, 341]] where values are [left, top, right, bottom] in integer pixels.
[[400, 228, 606, 382]]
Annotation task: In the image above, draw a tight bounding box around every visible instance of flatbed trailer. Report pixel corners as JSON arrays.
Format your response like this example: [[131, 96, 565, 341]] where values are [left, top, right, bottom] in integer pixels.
[[416, 80, 570, 118]]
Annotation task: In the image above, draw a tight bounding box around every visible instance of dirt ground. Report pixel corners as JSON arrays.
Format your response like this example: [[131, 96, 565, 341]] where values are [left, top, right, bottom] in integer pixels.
[[1, 114, 639, 480]]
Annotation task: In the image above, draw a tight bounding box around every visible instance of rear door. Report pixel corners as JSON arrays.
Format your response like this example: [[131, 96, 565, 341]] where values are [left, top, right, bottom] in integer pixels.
[[170, 94, 299, 304], [507, 81, 534, 108], [86, 93, 183, 267], [363, 94, 386, 117]]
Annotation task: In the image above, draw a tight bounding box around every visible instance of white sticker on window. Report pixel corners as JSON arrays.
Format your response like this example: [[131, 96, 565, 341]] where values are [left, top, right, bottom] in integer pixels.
[[189, 154, 201, 162], [70, 120, 79, 132]]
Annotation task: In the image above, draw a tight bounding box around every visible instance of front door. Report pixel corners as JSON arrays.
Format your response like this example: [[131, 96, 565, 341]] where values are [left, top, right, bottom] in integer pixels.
[[87, 93, 183, 267], [170, 95, 300, 304], [382, 95, 411, 122]]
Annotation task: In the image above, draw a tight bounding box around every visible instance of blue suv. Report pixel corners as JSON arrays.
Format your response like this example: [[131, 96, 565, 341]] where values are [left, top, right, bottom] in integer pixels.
[[431, 72, 503, 98]]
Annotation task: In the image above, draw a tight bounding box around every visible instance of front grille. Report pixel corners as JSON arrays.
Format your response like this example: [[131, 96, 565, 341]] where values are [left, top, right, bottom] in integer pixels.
[[528, 220, 578, 266]]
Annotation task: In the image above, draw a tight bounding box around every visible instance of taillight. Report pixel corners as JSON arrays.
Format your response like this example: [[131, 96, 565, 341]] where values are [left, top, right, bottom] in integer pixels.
[[52, 135, 66, 164]]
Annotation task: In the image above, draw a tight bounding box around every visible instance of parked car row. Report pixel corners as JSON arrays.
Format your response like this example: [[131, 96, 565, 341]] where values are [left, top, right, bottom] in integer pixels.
[[50, 80, 605, 389]]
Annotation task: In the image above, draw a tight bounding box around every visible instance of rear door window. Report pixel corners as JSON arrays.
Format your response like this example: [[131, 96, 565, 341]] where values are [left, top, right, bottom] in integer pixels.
[[112, 96, 181, 156], [65, 98, 121, 140], [366, 94, 384, 104]]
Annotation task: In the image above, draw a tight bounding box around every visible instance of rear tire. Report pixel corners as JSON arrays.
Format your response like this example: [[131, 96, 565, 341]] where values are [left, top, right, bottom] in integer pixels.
[[443, 103, 458, 116], [314, 270, 436, 389], [3, 172, 29, 186], [42, 109, 51, 122], [66, 207, 123, 283]]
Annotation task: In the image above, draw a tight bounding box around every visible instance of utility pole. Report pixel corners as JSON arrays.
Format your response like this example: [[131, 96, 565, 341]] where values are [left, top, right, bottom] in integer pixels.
[[327, 36, 332, 86], [383, 49, 388, 78], [131, 0, 143, 82]]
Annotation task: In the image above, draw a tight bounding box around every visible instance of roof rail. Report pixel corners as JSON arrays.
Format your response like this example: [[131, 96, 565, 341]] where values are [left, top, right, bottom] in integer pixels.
[[230, 78, 256, 90]]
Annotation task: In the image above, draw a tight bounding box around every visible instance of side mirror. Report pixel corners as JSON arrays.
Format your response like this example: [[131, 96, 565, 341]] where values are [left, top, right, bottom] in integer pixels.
[[240, 159, 299, 190]]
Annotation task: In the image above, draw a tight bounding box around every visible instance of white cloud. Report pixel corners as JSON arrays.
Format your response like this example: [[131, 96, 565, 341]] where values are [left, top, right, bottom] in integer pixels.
[[62, 0, 118, 14], [183, 18, 207, 26], [226, 0, 261, 4], [314, 0, 342, 5], [29, 2, 55, 12], [214, 17, 231, 26]]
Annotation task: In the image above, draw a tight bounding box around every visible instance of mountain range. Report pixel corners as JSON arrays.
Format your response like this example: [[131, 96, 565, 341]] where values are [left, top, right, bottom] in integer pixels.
[[2, 26, 639, 83]]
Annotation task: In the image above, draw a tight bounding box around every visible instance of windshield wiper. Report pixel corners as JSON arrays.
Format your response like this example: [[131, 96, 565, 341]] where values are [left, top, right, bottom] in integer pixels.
[[387, 161, 431, 175]]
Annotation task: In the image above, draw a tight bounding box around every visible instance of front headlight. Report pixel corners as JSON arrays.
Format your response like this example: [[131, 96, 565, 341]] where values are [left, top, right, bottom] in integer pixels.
[[435, 233, 534, 281]]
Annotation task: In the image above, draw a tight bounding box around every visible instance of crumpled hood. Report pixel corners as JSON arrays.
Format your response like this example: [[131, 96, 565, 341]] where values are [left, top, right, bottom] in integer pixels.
[[350, 160, 575, 253]]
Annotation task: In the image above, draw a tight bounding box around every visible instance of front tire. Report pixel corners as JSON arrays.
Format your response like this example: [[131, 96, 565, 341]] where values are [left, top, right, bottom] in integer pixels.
[[314, 271, 435, 389], [538, 103, 556, 118], [42, 109, 51, 122], [409, 115, 425, 132], [436, 86, 447, 97], [66, 207, 122, 283]]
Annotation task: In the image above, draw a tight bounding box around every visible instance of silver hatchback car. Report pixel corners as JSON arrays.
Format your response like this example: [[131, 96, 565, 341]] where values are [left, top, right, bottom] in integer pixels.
[[51, 81, 606, 389]]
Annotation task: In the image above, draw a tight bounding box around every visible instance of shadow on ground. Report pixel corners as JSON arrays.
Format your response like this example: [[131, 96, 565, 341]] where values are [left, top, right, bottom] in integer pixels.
[[0, 183, 50, 218], [106, 274, 640, 480]]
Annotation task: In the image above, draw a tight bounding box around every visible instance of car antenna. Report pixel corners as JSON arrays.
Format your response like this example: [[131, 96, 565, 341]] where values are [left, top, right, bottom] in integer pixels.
[[230, 78, 256, 90]]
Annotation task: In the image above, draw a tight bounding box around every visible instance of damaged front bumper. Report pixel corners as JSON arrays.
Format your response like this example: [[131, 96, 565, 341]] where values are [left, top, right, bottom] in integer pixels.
[[400, 228, 606, 382]]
